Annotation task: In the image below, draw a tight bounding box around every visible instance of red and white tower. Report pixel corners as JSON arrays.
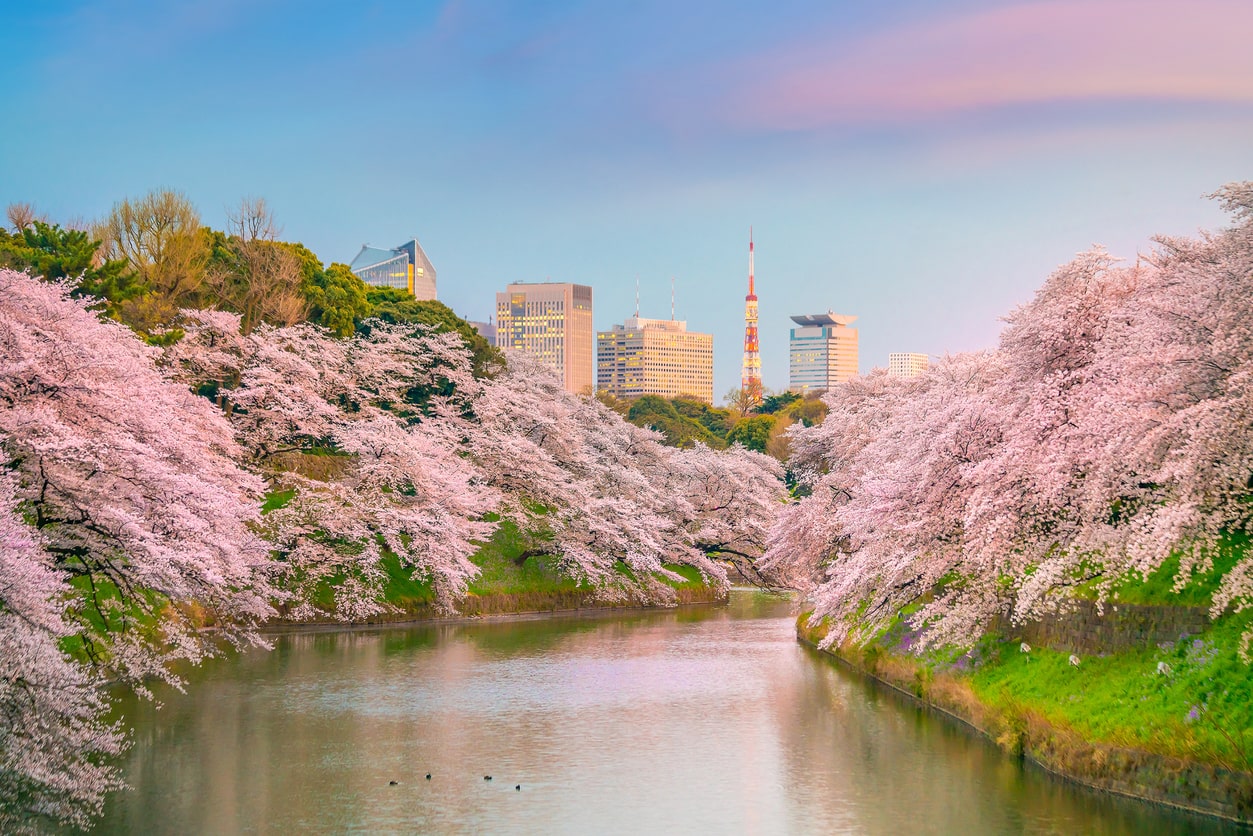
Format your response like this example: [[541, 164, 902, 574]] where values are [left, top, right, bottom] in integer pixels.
[[740, 229, 762, 405]]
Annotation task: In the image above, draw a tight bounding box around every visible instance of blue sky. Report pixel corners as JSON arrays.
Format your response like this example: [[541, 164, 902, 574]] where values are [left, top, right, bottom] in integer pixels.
[[3, 0, 1251, 398]]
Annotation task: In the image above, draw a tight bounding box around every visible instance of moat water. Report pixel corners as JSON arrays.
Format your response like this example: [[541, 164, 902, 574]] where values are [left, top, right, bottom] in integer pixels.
[[91, 590, 1235, 834]]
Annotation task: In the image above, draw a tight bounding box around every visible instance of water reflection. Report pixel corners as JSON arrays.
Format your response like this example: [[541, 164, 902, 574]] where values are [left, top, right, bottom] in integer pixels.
[[89, 591, 1236, 835]]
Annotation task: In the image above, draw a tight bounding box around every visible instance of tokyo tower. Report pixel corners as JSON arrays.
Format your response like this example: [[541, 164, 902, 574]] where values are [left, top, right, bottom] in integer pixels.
[[741, 229, 762, 406]]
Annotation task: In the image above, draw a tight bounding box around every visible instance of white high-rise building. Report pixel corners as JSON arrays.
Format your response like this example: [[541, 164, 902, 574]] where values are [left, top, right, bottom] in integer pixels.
[[888, 353, 930, 379], [789, 312, 858, 394], [597, 316, 714, 403], [495, 282, 594, 394]]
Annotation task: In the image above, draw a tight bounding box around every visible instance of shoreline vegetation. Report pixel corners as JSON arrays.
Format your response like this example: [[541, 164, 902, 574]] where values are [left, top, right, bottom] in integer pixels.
[[796, 624, 1247, 827], [792, 533, 1253, 825], [798, 633, 1252, 828], [265, 544, 731, 630], [262, 587, 730, 633]]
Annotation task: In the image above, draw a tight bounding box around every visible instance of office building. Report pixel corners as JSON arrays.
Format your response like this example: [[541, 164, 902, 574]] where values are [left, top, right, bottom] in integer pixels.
[[597, 315, 714, 403], [468, 319, 497, 346], [789, 311, 859, 394], [889, 352, 930, 379], [348, 239, 437, 300], [495, 282, 594, 394]]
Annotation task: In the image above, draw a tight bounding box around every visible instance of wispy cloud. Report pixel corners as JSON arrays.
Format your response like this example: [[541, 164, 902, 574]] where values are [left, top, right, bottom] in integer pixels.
[[678, 0, 1253, 133]]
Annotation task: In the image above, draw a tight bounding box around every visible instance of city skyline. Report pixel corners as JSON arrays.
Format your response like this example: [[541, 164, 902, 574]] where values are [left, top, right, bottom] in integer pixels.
[[3, 1, 1250, 395]]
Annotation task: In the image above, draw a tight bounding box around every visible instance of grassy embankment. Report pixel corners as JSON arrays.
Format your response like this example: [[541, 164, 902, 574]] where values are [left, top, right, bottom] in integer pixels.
[[264, 488, 723, 624], [799, 536, 1253, 822]]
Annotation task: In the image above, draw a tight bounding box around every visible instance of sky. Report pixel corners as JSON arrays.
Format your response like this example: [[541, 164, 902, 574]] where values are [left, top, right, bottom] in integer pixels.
[[2, 0, 1251, 399]]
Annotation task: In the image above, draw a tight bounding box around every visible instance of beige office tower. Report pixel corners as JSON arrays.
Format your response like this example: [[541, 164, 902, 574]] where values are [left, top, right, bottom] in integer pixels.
[[788, 312, 859, 394], [597, 316, 714, 403], [495, 282, 594, 394], [888, 352, 930, 379]]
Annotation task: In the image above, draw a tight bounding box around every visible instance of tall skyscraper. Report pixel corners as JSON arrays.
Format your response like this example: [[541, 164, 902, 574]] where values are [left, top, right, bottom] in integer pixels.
[[597, 315, 714, 403], [348, 238, 437, 300], [789, 312, 859, 394], [495, 282, 594, 394], [889, 352, 930, 378], [741, 231, 762, 405]]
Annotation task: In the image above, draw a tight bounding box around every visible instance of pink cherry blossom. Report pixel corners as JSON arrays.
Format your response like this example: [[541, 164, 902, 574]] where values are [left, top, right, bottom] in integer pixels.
[[766, 182, 1253, 655]]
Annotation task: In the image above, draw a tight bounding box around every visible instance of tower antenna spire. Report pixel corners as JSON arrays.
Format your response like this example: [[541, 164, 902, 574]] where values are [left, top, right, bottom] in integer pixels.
[[749, 226, 754, 296], [671, 276, 675, 320], [634, 275, 640, 317], [740, 227, 762, 406]]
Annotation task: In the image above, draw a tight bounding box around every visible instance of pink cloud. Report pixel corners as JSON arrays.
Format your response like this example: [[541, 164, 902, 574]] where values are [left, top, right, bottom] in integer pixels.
[[709, 0, 1253, 131]]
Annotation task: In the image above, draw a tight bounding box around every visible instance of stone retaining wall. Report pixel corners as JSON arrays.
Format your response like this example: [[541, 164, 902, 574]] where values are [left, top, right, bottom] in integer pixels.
[[1018, 600, 1210, 655]]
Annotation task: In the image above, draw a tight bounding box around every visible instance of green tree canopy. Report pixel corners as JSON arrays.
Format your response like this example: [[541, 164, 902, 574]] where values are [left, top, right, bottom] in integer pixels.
[[786, 395, 829, 428], [755, 391, 801, 415], [672, 397, 735, 436], [627, 394, 679, 423], [626, 395, 726, 448], [304, 262, 370, 338], [726, 414, 776, 453], [0, 221, 141, 317]]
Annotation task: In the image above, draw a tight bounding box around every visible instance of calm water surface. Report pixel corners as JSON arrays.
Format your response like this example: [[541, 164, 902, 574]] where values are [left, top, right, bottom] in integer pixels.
[[93, 591, 1236, 834]]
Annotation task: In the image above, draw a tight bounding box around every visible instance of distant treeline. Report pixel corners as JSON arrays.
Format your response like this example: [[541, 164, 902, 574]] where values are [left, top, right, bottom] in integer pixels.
[[0, 192, 499, 373], [600, 389, 828, 460]]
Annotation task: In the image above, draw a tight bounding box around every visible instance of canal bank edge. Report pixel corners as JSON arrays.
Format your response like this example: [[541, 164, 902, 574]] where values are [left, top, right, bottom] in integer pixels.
[[262, 508, 733, 627], [796, 615, 1253, 826], [266, 583, 728, 629]]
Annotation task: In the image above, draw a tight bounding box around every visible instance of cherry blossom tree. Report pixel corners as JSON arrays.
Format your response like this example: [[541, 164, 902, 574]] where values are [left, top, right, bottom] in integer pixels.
[[664, 442, 787, 584], [0, 269, 275, 827], [0, 475, 125, 831], [470, 352, 786, 601], [761, 370, 919, 591], [1005, 187, 1253, 635], [0, 270, 274, 683], [766, 354, 1012, 648], [765, 183, 1253, 655], [470, 353, 697, 598], [166, 314, 499, 619], [1122, 184, 1253, 653]]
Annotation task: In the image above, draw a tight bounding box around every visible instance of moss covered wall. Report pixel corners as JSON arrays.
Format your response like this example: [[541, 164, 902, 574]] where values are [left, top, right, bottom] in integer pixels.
[[1018, 601, 1210, 655]]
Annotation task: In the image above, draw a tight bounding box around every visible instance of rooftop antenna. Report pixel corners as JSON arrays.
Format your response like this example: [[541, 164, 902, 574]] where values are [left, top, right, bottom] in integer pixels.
[[749, 226, 754, 296], [635, 275, 640, 317], [671, 276, 676, 320]]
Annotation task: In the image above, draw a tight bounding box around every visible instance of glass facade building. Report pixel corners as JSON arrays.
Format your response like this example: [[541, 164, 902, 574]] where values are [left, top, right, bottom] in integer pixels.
[[789, 312, 859, 394], [348, 239, 437, 300]]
